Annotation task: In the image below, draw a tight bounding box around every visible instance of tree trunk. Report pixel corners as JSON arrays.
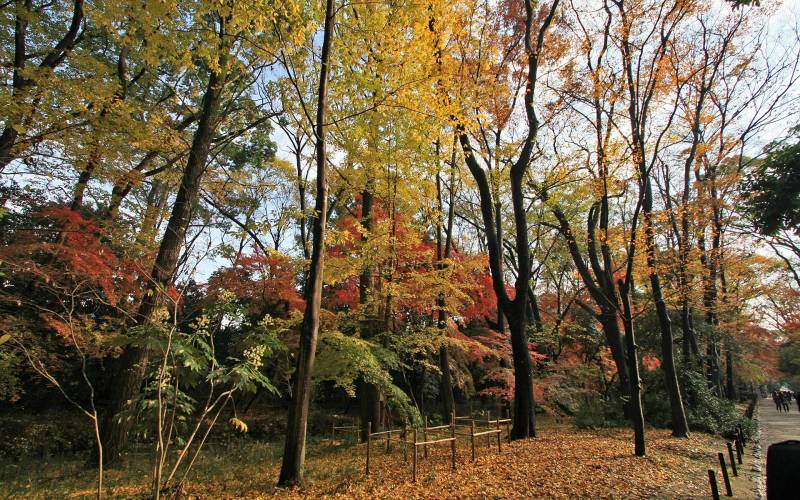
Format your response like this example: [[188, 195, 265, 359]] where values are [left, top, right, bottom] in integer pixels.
[[618, 279, 645, 456], [643, 177, 690, 438], [357, 188, 381, 441], [100, 65, 225, 464], [508, 311, 536, 438], [725, 344, 736, 400], [278, 0, 334, 485]]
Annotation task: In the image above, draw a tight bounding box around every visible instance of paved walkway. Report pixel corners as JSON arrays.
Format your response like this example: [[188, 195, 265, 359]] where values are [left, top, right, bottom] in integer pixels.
[[759, 396, 800, 450], [758, 396, 800, 495]]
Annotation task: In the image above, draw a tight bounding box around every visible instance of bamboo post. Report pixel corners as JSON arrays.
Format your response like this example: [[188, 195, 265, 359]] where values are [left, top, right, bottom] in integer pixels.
[[734, 438, 742, 465], [412, 428, 418, 483], [496, 416, 501, 452], [386, 427, 390, 453], [505, 419, 511, 442], [718, 452, 732, 497], [450, 411, 456, 470], [708, 470, 721, 500], [331, 422, 335, 446], [470, 420, 476, 462], [366, 421, 372, 476], [726, 442, 738, 477], [423, 415, 429, 459]]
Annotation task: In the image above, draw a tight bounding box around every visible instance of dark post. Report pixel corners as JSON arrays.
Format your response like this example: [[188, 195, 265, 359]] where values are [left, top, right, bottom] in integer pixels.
[[496, 416, 501, 452], [718, 452, 732, 497], [470, 420, 476, 462], [734, 438, 742, 464], [403, 424, 408, 462], [423, 415, 429, 459], [331, 422, 335, 446], [386, 428, 390, 453], [486, 410, 491, 448], [708, 469, 721, 500], [450, 411, 456, 470], [726, 442, 738, 476], [366, 421, 371, 475], [412, 428, 418, 483]]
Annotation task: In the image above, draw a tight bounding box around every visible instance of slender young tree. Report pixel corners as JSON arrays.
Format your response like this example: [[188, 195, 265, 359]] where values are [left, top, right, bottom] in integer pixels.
[[278, 0, 335, 485]]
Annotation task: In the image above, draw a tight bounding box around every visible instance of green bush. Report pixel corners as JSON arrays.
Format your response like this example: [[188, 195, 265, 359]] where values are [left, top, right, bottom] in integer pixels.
[[575, 397, 626, 429], [682, 369, 754, 440]]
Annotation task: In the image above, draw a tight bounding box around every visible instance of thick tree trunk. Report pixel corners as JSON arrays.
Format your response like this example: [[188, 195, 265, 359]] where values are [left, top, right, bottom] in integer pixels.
[[278, 0, 334, 485], [494, 201, 506, 333], [598, 308, 630, 396], [100, 67, 225, 464], [508, 311, 536, 438]]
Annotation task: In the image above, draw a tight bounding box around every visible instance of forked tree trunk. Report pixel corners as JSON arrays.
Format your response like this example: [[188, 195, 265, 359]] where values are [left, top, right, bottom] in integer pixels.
[[278, 0, 334, 485]]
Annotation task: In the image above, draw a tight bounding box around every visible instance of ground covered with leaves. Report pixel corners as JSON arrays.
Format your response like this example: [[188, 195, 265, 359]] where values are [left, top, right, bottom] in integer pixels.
[[1, 419, 745, 499]]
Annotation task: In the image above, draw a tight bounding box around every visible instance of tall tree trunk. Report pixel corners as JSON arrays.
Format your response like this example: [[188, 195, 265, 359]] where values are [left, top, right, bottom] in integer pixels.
[[436, 156, 457, 421], [357, 188, 381, 441], [643, 175, 690, 438], [278, 0, 334, 485], [494, 201, 506, 332], [99, 65, 225, 464], [616, 0, 689, 438], [618, 279, 645, 456]]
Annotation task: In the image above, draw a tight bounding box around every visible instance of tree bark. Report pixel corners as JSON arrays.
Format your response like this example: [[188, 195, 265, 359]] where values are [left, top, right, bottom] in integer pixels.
[[357, 188, 382, 440], [616, 0, 689, 438], [618, 279, 645, 456], [100, 64, 225, 464], [436, 158, 456, 421], [278, 0, 334, 485]]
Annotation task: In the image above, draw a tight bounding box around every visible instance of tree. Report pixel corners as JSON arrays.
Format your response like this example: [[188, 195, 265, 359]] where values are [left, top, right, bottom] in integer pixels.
[[278, 0, 335, 485], [743, 129, 800, 237], [456, 0, 560, 440]]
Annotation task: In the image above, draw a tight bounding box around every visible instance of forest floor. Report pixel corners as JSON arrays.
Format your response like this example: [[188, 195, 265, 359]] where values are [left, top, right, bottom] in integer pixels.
[[0, 415, 761, 499]]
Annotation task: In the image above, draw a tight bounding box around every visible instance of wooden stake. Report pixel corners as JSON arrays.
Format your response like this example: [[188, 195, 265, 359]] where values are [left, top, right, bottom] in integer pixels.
[[412, 428, 418, 483], [708, 469, 721, 500], [496, 416, 501, 452], [734, 438, 742, 465], [470, 420, 476, 462], [366, 421, 372, 476], [386, 427, 390, 453], [726, 442, 738, 477], [486, 410, 491, 448], [403, 424, 408, 462], [718, 452, 732, 497], [423, 416, 429, 459], [450, 411, 456, 470]]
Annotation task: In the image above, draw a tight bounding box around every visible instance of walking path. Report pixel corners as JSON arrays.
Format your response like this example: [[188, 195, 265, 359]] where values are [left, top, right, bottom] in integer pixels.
[[759, 396, 800, 450], [758, 396, 800, 495]]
